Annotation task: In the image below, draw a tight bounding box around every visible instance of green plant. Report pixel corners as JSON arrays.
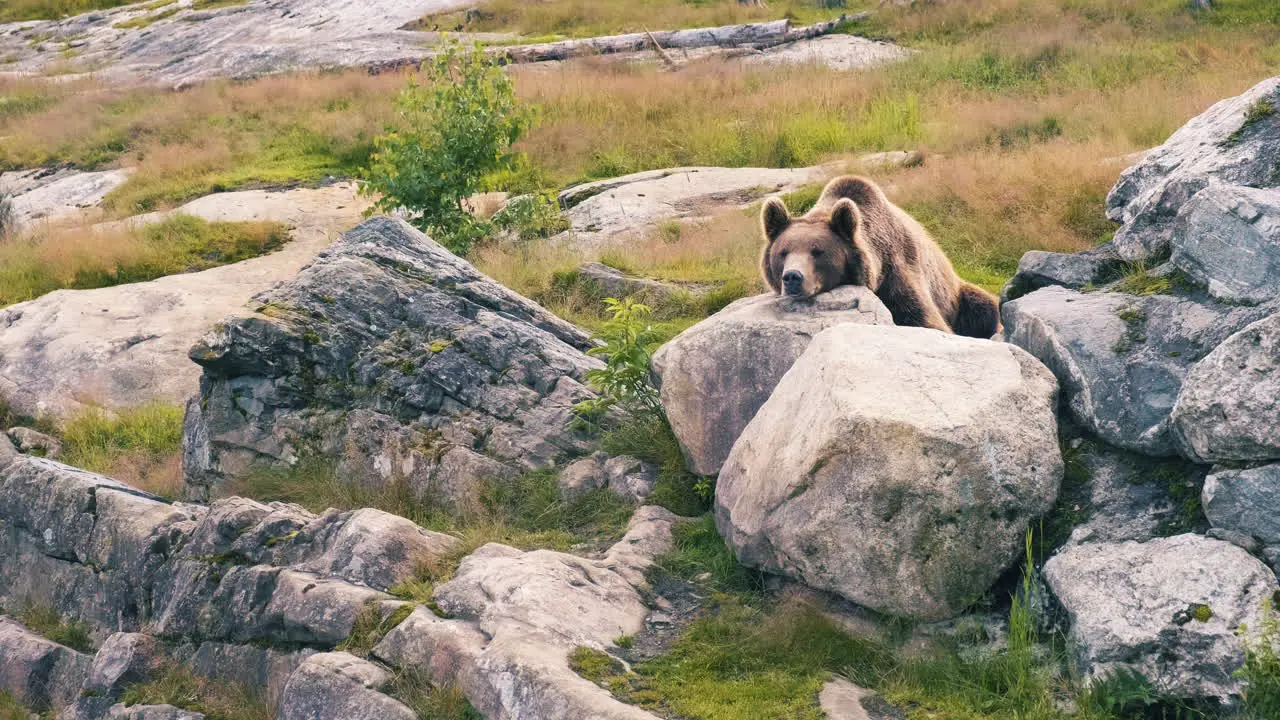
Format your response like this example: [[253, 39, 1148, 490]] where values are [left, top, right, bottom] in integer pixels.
[[573, 297, 663, 425], [360, 40, 533, 254], [339, 601, 415, 658], [386, 668, 482, 720], [119, 662, 271, 720], [0, 692, 33, 720], [1238, 597, 1280, 718], [1225, 97, 1276, 145], [490, 192, 569, 240], [18, 603, 94, 652], [60, 402, 185, 499], [0, 192, 12, 240]]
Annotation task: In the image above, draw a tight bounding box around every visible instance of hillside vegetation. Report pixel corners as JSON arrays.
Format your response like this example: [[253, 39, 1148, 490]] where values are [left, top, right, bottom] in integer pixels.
[[3, 0, 1277, 309]]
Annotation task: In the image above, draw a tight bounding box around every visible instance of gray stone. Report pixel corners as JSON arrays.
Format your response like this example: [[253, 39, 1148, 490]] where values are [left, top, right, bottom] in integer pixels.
[[0, 616, 92, 711], [0, 167, 132, 231], [1106, 76, 1280, 262], [1002, 286, 1277, 456], [603, 456, 658, 503], [0, 434, 18, 470], [1171, 313, 1280, 463], [8, 427, 63, 459], [818, 678, 873, 720], [1000, 248, 1123, 302], [576, 262, 703, 304], [1062, 440, 1207, 547], [182, 642, 315, 709], [1170, 184, 1280, 304], [1203, 462, 1280, 545], [104, 705, 205, 720], [558, 454, 607, 500], [183, 216, 599, 507], [716, 324, 1062, 620], [653, 286, 893, 476], [557, 165, 825, 246], [1044, 534, 1278, 700], [289, 508, 460, 592], [85, 633, 162, 696], [277, 652, 415, 720]]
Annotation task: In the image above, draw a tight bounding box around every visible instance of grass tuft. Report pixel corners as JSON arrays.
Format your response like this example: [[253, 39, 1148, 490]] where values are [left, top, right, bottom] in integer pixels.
[[0, 214, 291, 307], [119, 662, 272, 720], [17, 603, 94, 652], [60, 402, 185, 499]]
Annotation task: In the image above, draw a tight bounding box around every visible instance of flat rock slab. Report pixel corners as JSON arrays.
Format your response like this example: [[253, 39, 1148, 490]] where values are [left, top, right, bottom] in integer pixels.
[[741, 34, 913, 71], [0, 183, 368, 419], [558, 165, 828, 247], [0, 167, 132, 230], [0, 0, 473, 87]]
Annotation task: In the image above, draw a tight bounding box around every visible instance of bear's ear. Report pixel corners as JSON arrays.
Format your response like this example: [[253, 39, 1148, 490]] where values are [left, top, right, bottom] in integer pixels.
[[829, 198, 862, 244], [761, 197, 791, 243]]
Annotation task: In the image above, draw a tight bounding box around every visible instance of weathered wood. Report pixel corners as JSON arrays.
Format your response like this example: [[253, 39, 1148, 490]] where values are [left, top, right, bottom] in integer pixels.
[[365, 17, 855, 74]]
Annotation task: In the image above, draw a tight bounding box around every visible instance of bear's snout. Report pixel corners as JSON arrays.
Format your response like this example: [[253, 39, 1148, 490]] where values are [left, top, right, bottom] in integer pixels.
[[782, 270, 806, 296]]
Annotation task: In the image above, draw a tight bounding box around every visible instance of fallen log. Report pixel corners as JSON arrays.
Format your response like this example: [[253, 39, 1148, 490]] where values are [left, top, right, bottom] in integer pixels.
[[365, 16, 858, 74]]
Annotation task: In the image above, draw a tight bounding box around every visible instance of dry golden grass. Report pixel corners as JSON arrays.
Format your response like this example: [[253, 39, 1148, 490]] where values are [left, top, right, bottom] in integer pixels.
[[60, 402, 186, 500], [0, 214, 290, 306], [424, 0, 843, 39]]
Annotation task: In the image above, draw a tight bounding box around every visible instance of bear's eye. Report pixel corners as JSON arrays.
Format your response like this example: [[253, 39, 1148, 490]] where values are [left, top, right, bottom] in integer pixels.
[[811, 247, 825, 258], [778, 250, 789, 257]]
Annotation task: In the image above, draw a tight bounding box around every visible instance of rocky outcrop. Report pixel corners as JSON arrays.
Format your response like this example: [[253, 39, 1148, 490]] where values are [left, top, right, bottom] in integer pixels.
[[182, 215, 600, 504], [558, 165, 827, 247], [1059, 440, 1208, 547], [0, 183, 368, 419], [1000, 248, 1123, 302], [0, 167, 132, 231], [716, 324, 1062, 620], [373, 506, 678, 720], [557, 452, 658, 503], [1202, 463, 1280, 546], [1002, 286, 1276, 456], [1106, 76, 1280, 262], [0, 617, 92, 711], [0, 456, 451, 643], [277, 652, 415, 720], [1045, 534, 1278, 700], [1169, 184, 1280, 305], [653, 286, 892, 476], [1171, 312, 1280, 463]]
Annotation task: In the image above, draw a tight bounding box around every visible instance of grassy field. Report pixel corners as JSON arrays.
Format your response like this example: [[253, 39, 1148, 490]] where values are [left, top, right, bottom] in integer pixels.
[[0, 0, 132, 22], [0, 214, 290, 306], [2, 0, 1276, 304]]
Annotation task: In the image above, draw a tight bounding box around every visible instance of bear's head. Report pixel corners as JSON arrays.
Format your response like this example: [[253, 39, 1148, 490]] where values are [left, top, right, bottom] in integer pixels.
[[760, 196, 867, 298]]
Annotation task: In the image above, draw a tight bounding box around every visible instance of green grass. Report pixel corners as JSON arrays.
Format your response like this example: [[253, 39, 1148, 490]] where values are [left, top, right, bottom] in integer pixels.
[[0, 0, 131, 22], [17, 603, 94, 652], [339, 601, 416, 658], [387, 668, 482, 720], [0, 692, 33, 720], [228, 461, 636, 553], [59, 402, 185, 499], [119, 663, 272, 720], [112, 6, 179, 29], [0, 214, 291, 307]]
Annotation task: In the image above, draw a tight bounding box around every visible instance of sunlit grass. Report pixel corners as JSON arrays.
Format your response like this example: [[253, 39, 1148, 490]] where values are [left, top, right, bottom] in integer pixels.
[[60, 402, 185, 499]]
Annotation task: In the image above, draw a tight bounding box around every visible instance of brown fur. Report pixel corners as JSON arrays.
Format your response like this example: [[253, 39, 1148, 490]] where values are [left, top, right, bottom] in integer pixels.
[[760, 175, 1000, 338]]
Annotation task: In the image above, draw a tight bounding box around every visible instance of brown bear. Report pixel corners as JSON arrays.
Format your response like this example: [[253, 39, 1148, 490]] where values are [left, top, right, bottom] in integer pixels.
[[760, 175, 1000, 338]]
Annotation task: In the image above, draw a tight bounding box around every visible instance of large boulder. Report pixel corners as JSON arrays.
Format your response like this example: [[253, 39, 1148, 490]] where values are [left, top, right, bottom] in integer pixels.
[[1202, 462, 1280, 546], [715, 324, 1062, 620], [652, 286, 893, 476], [1106, 76, 1280, 262], [1044, 534, 1278, 700], [1000, 248, 1123, 303], [1170, 184, 1280, 305], [1002, 286, 1276, 456], [1171, 312, 1280, 463], [183, 216, 601, 505]]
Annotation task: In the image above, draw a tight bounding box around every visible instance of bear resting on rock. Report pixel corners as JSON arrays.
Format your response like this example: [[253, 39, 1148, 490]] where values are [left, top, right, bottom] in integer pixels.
[[760, 175, 1000, 338]]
